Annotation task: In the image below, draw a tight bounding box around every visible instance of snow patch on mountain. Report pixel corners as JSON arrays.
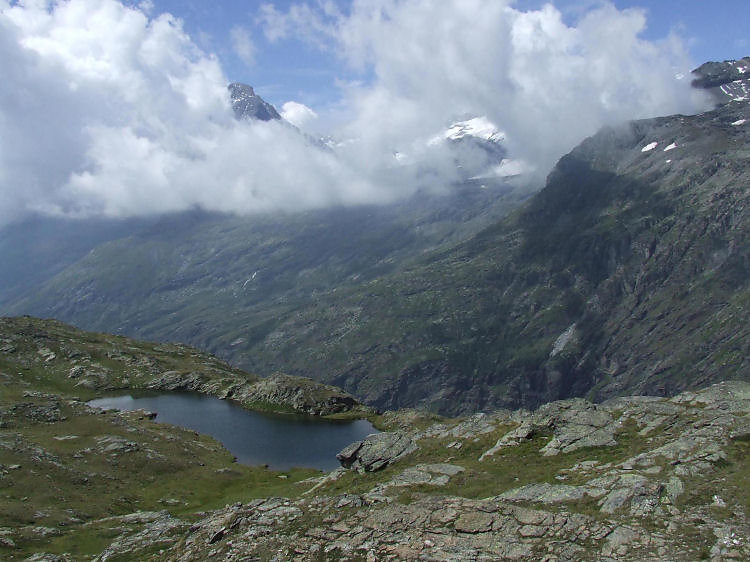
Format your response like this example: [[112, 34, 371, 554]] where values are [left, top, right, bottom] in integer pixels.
[[720, 80, 749, 102], [428, 117, 505, 146]]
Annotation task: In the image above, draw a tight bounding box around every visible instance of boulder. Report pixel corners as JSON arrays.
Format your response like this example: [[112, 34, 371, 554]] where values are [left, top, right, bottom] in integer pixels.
[[337, 431, 417, 472]]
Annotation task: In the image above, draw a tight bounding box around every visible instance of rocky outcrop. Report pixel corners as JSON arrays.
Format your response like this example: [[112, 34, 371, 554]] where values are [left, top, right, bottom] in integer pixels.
[[6, 381, 750, 560], [0, 399, 65, 428], [337, 431, 417, 472], [692, 56, 750, 103], [94, 511, 188, 562], [228, 83, 281, 121], [142, 370, 366, 416], [232, 373, 363, 416], [0, 316, 368, 417], [146, 381, 750, 561], [478, 398, 617, 461]]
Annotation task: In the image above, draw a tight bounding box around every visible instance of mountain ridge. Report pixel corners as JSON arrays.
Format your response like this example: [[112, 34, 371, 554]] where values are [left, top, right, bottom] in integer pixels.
[[228, 82, 281, 121], [692, 56, 750, 104], [2, 58, 748, 415]]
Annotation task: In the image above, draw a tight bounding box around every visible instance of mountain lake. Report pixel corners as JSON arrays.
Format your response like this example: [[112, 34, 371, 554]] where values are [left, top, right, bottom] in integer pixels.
[[88, 393, 377, 471]]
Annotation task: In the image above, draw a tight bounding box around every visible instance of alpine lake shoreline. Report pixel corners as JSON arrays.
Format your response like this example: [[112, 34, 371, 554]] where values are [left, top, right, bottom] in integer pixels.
[[0, 316, 379, 558], [1, 317, 750, 560], [85, 392, 379, 471]]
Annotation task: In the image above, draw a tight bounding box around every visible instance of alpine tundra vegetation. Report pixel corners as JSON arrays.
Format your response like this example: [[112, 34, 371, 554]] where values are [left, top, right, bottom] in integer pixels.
[[0, 0, 749, 560]]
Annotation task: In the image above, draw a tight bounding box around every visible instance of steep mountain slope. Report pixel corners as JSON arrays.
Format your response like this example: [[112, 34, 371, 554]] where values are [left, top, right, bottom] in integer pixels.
[[237, 96, 748, 414], [4, 61, 748, 415], [692, 56, 750, 104], [219, 87, 749, 413], [0, 83, 285, 309], [4, 183, 529, 356], [0, 216, 153, 309], [1, 82, 530, 343]]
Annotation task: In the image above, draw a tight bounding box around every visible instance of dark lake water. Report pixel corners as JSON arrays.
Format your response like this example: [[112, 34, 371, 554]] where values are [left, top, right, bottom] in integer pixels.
[[87, 393, 377, 471]]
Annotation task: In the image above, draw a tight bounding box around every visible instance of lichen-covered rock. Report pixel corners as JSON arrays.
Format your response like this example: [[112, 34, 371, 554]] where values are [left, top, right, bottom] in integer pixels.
[[337, 431, 417, 472], [498, 483, 589, 504], [234, 373, 363, 416], [93, 511, 188, 562]]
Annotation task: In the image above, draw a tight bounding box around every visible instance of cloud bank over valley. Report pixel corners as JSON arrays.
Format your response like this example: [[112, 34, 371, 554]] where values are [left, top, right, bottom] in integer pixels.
[[0, 0, 712, 226]]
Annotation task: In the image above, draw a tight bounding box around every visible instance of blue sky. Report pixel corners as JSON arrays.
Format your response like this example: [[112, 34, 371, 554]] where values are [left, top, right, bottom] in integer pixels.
[[144, 0, 750, 109]]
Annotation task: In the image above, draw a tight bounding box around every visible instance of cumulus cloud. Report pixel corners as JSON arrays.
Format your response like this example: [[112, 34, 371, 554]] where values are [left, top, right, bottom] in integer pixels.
[[265, 0, 710, 178], [0, 0, 712, 227], [281, 101, 319, 129], [0, 0, 383, 225]]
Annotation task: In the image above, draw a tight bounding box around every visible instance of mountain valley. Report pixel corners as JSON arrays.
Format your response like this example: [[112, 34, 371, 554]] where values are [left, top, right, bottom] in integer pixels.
[[4, 59, 747, 415], [1, 55, 749, 561]]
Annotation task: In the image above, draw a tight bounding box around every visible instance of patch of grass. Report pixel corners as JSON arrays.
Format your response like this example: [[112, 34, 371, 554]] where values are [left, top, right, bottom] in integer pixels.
[[0, 393, 319, 560], [398, 418, 644, 501], [314, 417, 653, 513]]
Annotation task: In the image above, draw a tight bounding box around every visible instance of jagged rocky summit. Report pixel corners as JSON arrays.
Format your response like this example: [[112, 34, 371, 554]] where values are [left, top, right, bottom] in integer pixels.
[[228, 82, 281, 121]]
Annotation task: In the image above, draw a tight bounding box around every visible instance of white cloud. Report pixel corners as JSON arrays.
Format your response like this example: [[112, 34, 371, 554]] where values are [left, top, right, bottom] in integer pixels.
[[138, 0, 154, 15], [263, 0, 711, 178], [258, 1, 339, 48], [230, 25, 255, 67], [0, 0, 713, 228], [281, 101, 318, 128], [0, 0, 386, 225]]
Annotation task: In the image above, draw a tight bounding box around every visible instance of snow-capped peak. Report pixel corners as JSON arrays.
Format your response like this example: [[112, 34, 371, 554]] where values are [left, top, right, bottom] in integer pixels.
[[429, 116, 505, 146], [445, 116, 505, 142]]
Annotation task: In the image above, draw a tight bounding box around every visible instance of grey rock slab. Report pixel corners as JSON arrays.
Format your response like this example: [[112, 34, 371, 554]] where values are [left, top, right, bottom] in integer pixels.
[[337, 431, 417, 472], [597, 474, 651, 514], [518, 524, 547, 537], [417, 463, 465, 476], [498, 483, 588, 504], [24, 555, 73, 562], [94, 435, 139, 454], [478, 422, 540, 460], [602, 526, 641, 556], [729, 416, 750, 440], [454, 512, 495, 534]]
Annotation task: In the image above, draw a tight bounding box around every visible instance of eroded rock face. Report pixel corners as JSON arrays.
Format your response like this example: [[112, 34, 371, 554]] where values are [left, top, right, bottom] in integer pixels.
[[337, 431, 417, 472]]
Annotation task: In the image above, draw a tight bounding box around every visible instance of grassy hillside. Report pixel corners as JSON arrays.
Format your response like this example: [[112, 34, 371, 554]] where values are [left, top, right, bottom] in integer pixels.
[[0, 316, 366, 417]]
